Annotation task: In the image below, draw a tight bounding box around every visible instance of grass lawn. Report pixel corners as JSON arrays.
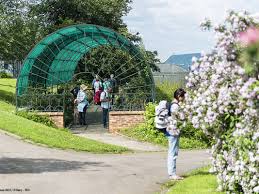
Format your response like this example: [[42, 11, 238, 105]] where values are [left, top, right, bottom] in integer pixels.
[[120, 125, 209, 149], [0, 110, 129, 153], [0, 78, 16, 103], [0, 100, 15, 112], [163, 166, 224, 194], [0, 78, 129, 153]]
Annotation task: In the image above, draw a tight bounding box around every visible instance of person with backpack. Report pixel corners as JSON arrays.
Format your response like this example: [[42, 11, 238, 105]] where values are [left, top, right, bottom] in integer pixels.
[[155, 88, 186, 180], [167, 88, 186, 180]]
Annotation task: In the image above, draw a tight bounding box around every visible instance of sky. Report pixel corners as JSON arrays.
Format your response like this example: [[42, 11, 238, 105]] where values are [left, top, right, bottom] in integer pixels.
[[123, 0, 259, 62]]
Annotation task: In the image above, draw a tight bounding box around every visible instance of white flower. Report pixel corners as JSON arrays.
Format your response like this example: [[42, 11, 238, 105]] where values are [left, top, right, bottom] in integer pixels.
[[253, 186, 259, 193]]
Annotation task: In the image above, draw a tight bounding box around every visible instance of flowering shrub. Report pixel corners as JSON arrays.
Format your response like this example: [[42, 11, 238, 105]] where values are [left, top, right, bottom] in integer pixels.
[[183, 11, 259, 193]]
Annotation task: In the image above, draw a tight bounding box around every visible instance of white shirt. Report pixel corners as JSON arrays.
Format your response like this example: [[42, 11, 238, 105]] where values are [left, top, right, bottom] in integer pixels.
[[100, 91, 110, 109], [76, 90, 88, 112], [94, 81, 102, 92]]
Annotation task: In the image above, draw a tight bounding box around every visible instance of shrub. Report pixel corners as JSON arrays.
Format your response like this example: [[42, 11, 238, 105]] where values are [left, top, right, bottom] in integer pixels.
[[16, 111, 57, 128], [184, 12, 259, 193], [121, 102, 211, 149], [0, 72, 13, 78]]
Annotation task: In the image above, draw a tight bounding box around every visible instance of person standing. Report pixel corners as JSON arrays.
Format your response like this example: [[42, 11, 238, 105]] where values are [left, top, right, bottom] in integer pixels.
[[74, 84, 89, 126], [109, 74, 117, 104], [166, 88, 186, 180], [103, 78, 111, 91], [100, 87, 112, 128], [92, 75, 103, 105]]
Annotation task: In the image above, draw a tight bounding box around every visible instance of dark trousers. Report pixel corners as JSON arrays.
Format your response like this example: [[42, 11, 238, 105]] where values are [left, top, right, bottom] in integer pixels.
[[102, 108, 109, 128], [79, 105, 87, 125]]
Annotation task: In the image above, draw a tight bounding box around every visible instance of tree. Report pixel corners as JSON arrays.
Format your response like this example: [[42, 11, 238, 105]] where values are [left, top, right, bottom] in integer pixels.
[[0, 0, 159, 72], [0, 0, 46, 61], [32, 0, 132, 31]]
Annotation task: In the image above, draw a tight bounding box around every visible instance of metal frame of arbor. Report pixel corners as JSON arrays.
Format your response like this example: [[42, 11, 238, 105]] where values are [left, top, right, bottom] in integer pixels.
[[16, 24, 155, 112]]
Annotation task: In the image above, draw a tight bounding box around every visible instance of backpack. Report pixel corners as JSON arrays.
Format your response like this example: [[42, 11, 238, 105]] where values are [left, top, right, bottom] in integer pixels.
[[155, 100, 169, 126]]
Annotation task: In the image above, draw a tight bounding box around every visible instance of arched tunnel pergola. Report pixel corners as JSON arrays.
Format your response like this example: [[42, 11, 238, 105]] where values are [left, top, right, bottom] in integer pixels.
[[16, 24, 155, 114]]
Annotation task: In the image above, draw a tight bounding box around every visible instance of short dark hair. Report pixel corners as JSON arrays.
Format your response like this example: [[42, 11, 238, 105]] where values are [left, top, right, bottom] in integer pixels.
[[174, 88, 186, 100]]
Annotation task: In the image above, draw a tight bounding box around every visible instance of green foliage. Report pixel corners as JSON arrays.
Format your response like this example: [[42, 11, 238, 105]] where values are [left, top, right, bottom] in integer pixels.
[[238, 42, 259, 77], [166, 166, 224, 194], [0, 78, 16, 104], [0, 72, 13, 78], [155, 82, 181, 102], [0, 0, 160, 75], [0, 0, 46, 61], [16, 111, 58, 129], [121, 102, 210, 149], [34, 0, 133, 31], [180, 122, 212, 147]]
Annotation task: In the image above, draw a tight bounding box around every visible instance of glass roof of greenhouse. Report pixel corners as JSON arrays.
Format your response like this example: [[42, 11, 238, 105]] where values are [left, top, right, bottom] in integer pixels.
[[17, 24, 144, 96]]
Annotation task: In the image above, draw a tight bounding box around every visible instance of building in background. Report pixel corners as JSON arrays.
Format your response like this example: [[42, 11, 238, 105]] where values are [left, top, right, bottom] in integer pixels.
[[153, 63, 188, 84], [164, 53, 201, 71], [152, 53, 201, 85]]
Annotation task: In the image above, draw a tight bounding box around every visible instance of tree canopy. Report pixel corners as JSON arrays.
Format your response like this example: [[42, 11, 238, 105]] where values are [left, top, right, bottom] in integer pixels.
[[0, 0, 159, 71]]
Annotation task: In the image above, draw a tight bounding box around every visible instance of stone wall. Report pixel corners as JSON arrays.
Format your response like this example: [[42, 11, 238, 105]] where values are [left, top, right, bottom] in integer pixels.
[[37, 112, 64, 128], [109, 111, 145, 133]]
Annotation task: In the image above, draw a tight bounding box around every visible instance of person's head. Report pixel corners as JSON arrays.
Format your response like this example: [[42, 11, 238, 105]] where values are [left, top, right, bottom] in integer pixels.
[[110, 74, 114, 79], [174, 88, 186, 102], [95, 75, 99, 80]]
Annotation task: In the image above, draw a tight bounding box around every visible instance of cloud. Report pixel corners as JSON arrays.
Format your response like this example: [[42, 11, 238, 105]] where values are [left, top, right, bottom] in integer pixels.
[[124, 0, 259, 61]]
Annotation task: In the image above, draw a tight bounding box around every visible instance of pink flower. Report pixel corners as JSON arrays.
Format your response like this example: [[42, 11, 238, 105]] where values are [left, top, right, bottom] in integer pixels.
[[238, 27, 259, 45]]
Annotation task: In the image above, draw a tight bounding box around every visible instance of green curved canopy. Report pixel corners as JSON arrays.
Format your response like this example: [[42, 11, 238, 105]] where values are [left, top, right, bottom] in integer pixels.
[[17, 24, 144, 96]]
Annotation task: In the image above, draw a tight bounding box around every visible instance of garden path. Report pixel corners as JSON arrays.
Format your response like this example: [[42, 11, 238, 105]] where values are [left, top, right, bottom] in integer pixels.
[[72, 124, 167, 152], [0, 131, 210, 194]]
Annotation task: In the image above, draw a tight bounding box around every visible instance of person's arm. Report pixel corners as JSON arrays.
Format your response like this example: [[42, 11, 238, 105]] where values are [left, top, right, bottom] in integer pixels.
[[170, 103, 179, 115], [100, 92, 107, 102], [170, 103, 185, 121], [92, 79, 95, 87]]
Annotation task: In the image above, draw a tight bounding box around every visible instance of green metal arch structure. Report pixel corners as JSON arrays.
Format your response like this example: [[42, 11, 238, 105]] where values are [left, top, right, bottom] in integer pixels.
[[17, 24, 154, 96]]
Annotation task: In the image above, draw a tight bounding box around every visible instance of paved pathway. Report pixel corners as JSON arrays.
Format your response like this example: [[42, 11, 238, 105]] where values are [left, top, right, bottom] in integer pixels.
[[0, 131, 210, 194], [72, 125, 167, 152]]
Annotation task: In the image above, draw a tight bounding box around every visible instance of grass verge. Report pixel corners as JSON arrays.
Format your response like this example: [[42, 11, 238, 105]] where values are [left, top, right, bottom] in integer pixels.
[[0, 110, 129, 153], [0, 78, 16, 103], [120, 124, 209, 149], [161, 166, 224, 194]]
